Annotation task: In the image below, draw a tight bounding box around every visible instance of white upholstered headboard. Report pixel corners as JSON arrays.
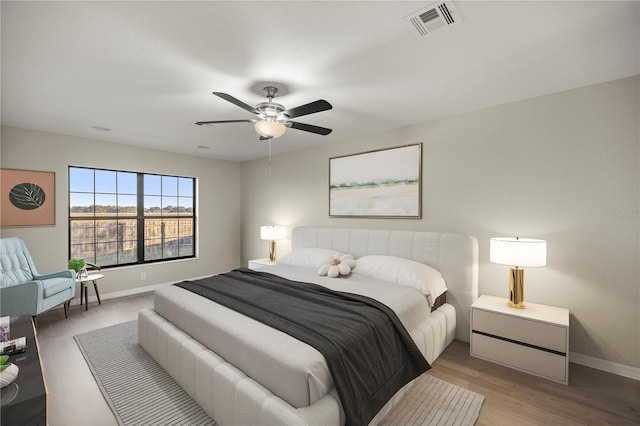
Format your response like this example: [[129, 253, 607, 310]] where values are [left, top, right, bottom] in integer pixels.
[[291, 226, 479, 342]]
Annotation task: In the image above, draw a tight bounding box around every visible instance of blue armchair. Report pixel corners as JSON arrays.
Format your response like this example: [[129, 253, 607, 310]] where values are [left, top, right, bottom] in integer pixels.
[[0, 237, 75, 319]]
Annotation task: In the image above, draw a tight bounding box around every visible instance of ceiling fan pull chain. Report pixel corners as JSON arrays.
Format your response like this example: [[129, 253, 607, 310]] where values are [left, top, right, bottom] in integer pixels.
[[268, 137, 272, 175]]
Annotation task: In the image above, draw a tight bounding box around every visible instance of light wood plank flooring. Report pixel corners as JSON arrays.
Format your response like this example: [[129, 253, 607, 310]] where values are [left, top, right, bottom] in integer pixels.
[[34, 293, 640, 425]]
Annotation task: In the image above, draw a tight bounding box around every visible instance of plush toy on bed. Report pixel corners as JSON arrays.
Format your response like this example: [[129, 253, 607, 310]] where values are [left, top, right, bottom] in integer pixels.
[[317, 253, 357, 278]]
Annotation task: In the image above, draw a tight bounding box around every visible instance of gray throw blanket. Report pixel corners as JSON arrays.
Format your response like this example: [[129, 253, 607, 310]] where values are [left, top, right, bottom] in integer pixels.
[[175, 268, 430, 426]]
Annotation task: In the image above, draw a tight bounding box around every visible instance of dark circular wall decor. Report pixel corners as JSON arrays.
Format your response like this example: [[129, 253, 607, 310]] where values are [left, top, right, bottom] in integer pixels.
[[8, 182, 46, 211]]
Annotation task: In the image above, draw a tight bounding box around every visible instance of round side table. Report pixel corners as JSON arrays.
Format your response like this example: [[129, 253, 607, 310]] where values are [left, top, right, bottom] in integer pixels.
[[75, 273, 104, 311]]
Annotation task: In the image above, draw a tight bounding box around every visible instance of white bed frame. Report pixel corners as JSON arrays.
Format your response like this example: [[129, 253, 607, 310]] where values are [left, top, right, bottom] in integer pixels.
[[138, 226, 478, 425]]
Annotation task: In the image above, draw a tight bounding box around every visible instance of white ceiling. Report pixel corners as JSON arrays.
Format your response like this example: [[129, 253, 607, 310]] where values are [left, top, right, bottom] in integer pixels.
[[2, 1, 639, 162]]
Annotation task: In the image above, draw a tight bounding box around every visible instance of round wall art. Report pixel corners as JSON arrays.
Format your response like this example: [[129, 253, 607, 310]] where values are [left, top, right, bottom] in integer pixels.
[[1, 169, 55, 227], [8, 182, 46, 210]]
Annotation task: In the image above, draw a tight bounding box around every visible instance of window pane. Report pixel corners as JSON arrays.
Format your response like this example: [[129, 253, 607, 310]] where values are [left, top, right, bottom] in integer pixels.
[[70, 193, 95, 217], [162, 197, 178, 215], [70, 168, 94, 192], [70, 245, 97, 264], [178, 177, 193, 197], [119, 219, 138, 263], [162, 176, 178, 196], [70, 220, 95, 246], [96, 220, 118, 243], [162, 218, 179, 258], [95, 170, 116, 193], [144, 196, 161, 215], [117, 194, 137, 215], [144, 238, 163, 261], [144, 219, 163, 240], [96, 242, 118, 266], [118, 171, 137, 194], [177, 197, 193, 215], [95, 194, 116, 215], [144, 174, 161, 195], [179, 218, 194, 256]]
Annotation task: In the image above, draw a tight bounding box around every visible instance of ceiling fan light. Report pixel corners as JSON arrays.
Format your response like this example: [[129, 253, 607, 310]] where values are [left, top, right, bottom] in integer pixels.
[[254, 120, 286, 138]]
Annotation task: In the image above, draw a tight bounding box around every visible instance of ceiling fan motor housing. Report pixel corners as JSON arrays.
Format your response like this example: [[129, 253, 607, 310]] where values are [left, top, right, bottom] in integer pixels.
[[255, 101, 287, 122]]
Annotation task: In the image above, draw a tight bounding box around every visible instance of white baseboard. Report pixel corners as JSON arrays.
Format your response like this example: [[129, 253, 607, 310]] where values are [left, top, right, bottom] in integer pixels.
[[570, 351, 640, 381], [72, 274, 213, 306]]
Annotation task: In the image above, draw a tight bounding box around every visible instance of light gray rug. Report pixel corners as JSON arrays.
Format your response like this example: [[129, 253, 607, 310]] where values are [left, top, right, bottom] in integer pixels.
[[75, 320, 484, 426]]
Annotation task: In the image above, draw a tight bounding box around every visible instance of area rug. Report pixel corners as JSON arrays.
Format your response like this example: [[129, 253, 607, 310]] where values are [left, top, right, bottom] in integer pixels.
[[75, 320, 484, 426]]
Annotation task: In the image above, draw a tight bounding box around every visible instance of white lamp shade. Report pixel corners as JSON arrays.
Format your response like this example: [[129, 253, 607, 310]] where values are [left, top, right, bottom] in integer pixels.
[[254, 120, 286, 138], [260, 225, 286, 241], [490, 237, 547, 267]]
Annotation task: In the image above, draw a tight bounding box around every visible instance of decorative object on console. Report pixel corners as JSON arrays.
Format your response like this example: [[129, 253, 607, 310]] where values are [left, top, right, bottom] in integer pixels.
[[260, 225, 286, 262], [490, 237, 547, 309], [0, 317, 9, 342], [317, 253, 356, 277], [0, 354, 19, 389]]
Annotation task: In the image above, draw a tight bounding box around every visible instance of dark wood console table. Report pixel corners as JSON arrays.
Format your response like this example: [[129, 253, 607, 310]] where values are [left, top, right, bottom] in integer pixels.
[[0, 316, 47, 425]]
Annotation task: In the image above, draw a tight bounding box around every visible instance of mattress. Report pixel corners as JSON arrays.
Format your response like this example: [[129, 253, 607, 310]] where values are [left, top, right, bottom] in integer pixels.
[[152, 264, 433, 409]]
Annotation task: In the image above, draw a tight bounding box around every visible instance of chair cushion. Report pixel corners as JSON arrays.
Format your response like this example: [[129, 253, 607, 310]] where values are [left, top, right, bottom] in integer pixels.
[[0, 239, 34, 287], [42, 277, 74, 298]]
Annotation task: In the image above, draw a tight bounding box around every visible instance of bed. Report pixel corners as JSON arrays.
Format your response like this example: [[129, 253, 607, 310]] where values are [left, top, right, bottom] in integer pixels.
[[138, 226, 478, 425]]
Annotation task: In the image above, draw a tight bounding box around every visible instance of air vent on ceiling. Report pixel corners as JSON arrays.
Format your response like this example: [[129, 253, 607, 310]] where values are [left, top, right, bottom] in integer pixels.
[[403, 1, 461, 38]]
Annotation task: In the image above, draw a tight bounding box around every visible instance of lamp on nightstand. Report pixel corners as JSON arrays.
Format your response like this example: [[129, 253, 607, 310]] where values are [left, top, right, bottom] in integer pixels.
[[490, 237, 547, 309], [260, 225, 286, 262]]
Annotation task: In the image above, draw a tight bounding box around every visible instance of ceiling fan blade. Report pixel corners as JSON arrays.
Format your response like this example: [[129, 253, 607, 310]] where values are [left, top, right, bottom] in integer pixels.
[[195, 119, 255, 126], [212, 92, 257, 114], [288, 121, 333, 135], [284, 100, 332, 119]]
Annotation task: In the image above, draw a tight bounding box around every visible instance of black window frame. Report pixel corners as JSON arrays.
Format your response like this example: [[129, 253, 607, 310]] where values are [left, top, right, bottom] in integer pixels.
[[68, 166, 196, 268]]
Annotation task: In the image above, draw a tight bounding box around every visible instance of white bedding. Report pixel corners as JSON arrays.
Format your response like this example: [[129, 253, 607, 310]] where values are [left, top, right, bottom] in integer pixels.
[[152, 263, 433, 408], [139, 226, 478, 426]]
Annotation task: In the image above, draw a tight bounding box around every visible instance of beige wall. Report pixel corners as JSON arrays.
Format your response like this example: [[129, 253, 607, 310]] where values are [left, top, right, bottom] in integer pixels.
[[1, 76, 637, 372], [241, 76, 640, 369], [1, 126, 242, 295]]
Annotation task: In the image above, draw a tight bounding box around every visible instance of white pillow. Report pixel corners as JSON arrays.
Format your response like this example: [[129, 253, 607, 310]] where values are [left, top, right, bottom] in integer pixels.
[[278, 248, 342, 268], [353, 255, 447, 306]]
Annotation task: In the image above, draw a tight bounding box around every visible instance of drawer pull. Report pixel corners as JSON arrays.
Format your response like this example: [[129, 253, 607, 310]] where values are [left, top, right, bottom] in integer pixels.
[[472, 330, 566, 357]]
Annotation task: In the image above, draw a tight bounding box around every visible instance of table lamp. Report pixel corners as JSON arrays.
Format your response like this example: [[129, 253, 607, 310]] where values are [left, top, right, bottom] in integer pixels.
[[260, 225, 286, 262], [490, 237, 547, 309]]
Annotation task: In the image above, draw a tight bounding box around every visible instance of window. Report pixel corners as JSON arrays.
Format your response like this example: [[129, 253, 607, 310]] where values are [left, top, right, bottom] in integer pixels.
[[69, 166, 195, 267]]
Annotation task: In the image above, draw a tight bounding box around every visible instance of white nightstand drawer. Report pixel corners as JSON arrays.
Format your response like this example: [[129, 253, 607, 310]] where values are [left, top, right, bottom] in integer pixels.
[[472, 332, 567, 384], [473, 309, 567, 353]]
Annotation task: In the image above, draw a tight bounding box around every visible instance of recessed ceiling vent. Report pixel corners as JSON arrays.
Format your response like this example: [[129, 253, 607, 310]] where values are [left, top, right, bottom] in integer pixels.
[[403, 1, 461, 38]]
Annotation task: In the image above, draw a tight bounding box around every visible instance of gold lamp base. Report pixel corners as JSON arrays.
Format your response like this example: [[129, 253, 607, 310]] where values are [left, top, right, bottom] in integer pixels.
[[508, 267, 525, 309], [268, 240, 277, 262]]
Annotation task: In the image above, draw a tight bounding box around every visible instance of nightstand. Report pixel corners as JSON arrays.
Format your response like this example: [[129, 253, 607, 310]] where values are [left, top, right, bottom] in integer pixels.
[[247, 258, 277, 270], [470, 294, 569, 385]]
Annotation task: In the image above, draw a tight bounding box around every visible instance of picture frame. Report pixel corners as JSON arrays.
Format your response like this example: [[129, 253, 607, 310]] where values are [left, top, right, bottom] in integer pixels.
[[329, 143, 422, 218], [1, 168, 55, 227]]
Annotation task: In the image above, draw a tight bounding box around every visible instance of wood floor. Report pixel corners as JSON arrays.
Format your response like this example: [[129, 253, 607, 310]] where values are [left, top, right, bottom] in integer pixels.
[[34, 293, 640, 426]]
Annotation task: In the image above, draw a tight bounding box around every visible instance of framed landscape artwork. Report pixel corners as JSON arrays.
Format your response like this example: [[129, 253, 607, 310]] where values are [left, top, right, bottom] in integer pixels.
[[329, 143, 422, 218], [1, 168, 55, 227]]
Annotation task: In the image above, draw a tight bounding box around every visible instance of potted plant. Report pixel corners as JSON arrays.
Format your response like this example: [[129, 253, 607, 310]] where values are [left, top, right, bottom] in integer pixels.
[[68, 259, 101, 279]]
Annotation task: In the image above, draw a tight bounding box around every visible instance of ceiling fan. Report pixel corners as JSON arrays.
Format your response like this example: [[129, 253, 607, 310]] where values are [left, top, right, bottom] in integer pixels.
[[195, 86, 333, 139]]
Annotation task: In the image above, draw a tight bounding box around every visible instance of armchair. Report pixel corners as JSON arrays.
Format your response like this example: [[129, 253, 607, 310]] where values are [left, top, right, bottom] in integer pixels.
[[0, 237, 75, 319]]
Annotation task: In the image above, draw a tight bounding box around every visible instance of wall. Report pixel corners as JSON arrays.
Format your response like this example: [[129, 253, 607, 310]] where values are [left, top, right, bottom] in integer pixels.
[[1, 126, 242, 297], [240, 76, 640, 371]]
